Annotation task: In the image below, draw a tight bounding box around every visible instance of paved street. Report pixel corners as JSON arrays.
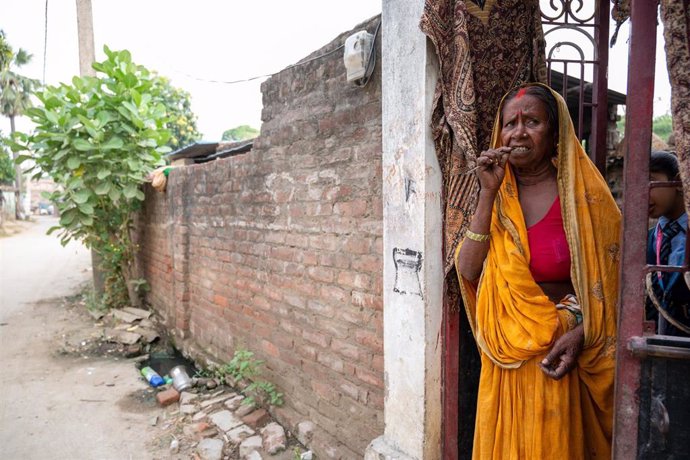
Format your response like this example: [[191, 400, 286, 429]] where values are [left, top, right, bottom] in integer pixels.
[[0, 216, 90, 321], [0, 217, 164, 459]]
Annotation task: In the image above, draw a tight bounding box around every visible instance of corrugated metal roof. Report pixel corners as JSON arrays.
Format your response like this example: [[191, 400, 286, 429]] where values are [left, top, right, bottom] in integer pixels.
[[167, 142, 219, 161], [167, 139, 255, 164], [550, 69, 627, 106], [197, 139, 254, 163]]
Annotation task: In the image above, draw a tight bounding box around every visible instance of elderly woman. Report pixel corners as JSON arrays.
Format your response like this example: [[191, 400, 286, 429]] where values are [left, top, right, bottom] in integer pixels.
[[456, 83, 620, 459]]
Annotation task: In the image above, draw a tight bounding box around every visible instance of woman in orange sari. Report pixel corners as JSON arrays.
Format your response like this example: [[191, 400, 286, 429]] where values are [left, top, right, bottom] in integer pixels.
[[456, 83, 620, 459]]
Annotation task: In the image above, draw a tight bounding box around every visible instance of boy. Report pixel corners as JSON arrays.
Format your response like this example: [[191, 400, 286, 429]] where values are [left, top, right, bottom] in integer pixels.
[[646, 150, 690, 336]]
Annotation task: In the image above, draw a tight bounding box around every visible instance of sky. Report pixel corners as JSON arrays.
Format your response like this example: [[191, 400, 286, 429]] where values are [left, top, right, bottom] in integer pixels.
[[1, 0, 382, 139], [1, 1, 672, 140]]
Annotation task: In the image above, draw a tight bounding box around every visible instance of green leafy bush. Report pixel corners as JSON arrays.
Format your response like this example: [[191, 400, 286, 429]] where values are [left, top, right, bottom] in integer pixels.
[[10, 46, 180, 308], [221, 125, 259, 142]]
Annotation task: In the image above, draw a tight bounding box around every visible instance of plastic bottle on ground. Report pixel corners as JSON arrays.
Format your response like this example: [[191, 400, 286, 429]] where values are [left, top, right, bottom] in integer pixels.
[[140, 366, 165, 387]]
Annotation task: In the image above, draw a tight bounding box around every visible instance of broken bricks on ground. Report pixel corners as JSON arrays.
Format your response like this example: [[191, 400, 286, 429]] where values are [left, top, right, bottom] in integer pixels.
[[151, 379, 312, 459]]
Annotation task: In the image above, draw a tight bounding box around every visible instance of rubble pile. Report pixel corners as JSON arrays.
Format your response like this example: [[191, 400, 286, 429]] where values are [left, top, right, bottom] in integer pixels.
[[150, 380, 309, 460], [59, 304, 160, 358], [56, 296, 310, 459]]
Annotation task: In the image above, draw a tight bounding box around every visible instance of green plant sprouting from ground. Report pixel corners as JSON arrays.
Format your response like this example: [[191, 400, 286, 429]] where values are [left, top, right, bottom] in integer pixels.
[[203, 348, 284, 407], [220, 348, 264, 382], [9, 46, 196, 309]]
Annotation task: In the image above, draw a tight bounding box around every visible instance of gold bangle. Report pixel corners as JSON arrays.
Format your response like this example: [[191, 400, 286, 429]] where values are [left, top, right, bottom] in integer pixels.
[[465, 229, 490, 242]]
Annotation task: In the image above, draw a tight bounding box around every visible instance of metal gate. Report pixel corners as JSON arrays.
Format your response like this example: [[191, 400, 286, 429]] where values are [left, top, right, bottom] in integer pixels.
[[613, 1, 690, 458]]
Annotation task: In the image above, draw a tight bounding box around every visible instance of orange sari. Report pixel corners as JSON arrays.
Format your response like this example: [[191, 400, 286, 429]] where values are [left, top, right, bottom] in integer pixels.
[[456, 83, 620, 459]]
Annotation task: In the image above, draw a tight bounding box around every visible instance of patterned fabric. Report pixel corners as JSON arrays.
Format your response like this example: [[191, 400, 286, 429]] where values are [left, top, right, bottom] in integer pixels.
[[610, 0, 631, 46], [660, 1, 690, 217], [419, 0, 546, 275]]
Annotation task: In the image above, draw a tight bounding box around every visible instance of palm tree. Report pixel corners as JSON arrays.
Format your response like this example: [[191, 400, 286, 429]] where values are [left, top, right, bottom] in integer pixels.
[[0, 31, 39, 218]]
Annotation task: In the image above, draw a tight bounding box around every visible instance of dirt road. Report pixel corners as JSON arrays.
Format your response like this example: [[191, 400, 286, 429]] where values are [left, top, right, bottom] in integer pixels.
[[0, 217, 164, 459]]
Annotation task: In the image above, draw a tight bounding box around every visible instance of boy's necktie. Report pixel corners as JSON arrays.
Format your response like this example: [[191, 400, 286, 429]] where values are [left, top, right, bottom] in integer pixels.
[[655, 220, 683, 299]]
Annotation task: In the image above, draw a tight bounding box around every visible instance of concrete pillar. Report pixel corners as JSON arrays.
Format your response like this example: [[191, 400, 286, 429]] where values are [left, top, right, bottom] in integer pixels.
[[365, 0, 443, 459]]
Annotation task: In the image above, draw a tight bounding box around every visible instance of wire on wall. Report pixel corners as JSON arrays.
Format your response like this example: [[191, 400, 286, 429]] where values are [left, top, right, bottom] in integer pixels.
[[173, 43, 345, 85], [171, 19, 381, 87]]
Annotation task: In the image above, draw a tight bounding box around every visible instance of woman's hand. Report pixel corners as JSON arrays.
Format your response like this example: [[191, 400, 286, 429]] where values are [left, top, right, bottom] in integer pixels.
[[539, 323, 584, 380], [476, 146, 512, 192]]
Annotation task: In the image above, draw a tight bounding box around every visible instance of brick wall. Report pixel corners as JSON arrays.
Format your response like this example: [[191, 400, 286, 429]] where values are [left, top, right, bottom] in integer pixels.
[[138, 16, 383, 458]]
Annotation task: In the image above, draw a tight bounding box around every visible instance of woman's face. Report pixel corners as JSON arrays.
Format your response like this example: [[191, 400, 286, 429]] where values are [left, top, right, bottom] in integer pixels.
[[500, 93, 556, 170]]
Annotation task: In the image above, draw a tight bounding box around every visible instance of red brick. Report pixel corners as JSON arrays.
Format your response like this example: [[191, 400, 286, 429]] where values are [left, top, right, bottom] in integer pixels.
[[285, 233, 309, 248], [355, 366, 384, 388], [320, 285, 348, 304], [331, 338, 361, 361], [308, 234, 340, 251], [350, 291, 383, 311], [283, 294, 306, 309], [333, 199, 368, 217], [351, 255, 381, 274], [368, 390, 384, 410], [373, 236, 383, 254], [317, 352, 344, 373], [303, 330, 330, 347], [307, 266, 335, 283], [262, 339, 280, 357], [304, 202, 333, 217], [183, 422, 214, 441], [242, 408, 270, 428], [371, 354, 384, 372], [307, 299, 335, 317], [212, 294, 229, 308], [337, 271, 371, 290], [322, 185, 353, 201], [318, 253, 351, 269], [342, 236, 372, 255], [265, 232, 286, 244], [291, 279, 319, 297], [302, 252, 319, 266], [252, 295, 272, 310], [156, 388, 180, 407], [339, 381, 360, 401], [333, 306, 366, 326], [316, 317, 350, 340], [297, 343, 317, 360], [355, 329, 383, 352], [271, 246, 297, 262], [279, 321, 301, 336], [311, 380, 341, 403], [273, 333, 294, 350]]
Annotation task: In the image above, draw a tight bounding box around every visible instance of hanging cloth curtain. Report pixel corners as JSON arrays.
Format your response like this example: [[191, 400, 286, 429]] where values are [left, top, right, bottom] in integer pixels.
[[420, 0, 547, 275]]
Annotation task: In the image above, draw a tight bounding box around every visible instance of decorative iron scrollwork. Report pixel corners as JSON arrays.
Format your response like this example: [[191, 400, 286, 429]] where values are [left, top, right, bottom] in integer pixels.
[[541, 0, 597, 24]]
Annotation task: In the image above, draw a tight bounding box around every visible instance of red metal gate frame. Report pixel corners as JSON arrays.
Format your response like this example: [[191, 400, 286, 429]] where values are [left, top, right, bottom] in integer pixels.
[[612, 0, 658, 458]]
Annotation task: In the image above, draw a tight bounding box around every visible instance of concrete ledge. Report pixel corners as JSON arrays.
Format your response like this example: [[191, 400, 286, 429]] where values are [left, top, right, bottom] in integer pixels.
[[365, 436, 416, 460]]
